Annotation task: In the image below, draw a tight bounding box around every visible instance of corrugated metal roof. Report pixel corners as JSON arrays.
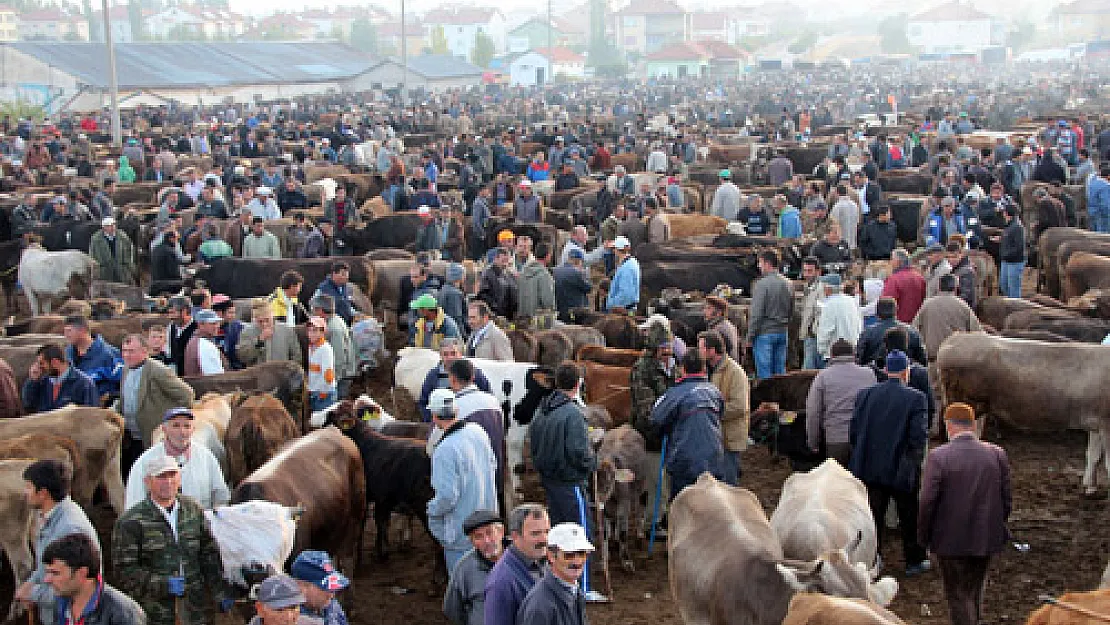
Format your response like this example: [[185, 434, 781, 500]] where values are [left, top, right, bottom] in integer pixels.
[[5, 42, 377, 89], [403, 54, 483, 78]]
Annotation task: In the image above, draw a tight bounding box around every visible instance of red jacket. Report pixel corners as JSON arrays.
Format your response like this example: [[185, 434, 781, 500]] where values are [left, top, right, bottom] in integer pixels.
[[881, 266, 927, 323]]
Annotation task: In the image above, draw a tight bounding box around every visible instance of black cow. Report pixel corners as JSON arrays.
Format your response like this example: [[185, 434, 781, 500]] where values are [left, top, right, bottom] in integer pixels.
[[37, 220, 100, 252], [748, 370, 822, 471], [337, 214, 423, 254], [640, 260, 761, 301], [196, 257, 370, 305]]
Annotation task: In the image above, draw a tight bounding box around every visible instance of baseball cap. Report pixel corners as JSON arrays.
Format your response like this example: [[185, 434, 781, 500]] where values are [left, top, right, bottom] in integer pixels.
[[211, 294, 231, 306], [101, 217, 116, 227], [409, 294, 438, 310], [612, 236, 631, 250], [168, 296, 190, 310], [547, 523, 594, 552], [885, 350, 909, 374], [428, 388, 455, 417], [719, 169, 732, 179], [307, 316, 327, 329], [195, 309, 220, 323], [291, 551, 350, 592], [257, 186, 272, 196], [162, 407, 194, 422], [819, 274, 842, 287], [638, 313, 670, 330], [463, 510, 502, 535], [567, 248, 585, 261], [519, 180, 532, 188], [257, 574, 306, 610], [926, 243, 944, 254], [144, 453, 180, 478]]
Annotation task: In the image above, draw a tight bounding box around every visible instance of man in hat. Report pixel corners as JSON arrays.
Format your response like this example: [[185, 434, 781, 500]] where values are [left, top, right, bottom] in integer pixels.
[[849, 350, 930, 577], [242, 216, 281, 259], [516, 523, 595, 624], [427, 388, 499, 573], [112, 454, 229, 625], [290, 551, 350, 625], [249, 575, 305, 625], [182, 310, 226, 377], [923, 243, 952, 298], [409, 293, 462, 349], [89, 216, 136, 285], [816, 274, 862, 363], [710, 169, 741, 221], [605, 236, 640, 313], [514, 180, 543, 225], [415, 205, 443, 254], [918, 403, 1011, 625], [247, 187, 281, 221], [124, 407, 229, 510], [309, 294, 356, 399], [444, 510, 504, 625]]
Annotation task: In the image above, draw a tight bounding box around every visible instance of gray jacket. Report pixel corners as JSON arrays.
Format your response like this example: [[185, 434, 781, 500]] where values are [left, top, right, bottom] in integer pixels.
[[443, 548, 496, 625], [32, 497, 101, 625], [326, 315, 358, 379], [805, 356, 877, 448], [748, 271, 794, 338]]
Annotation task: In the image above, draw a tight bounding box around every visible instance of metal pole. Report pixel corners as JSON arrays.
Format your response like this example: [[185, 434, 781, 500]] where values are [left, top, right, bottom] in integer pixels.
[[400, 0, 407, 108], [546, 0, 551, 85], [101, 0, 121, 147]]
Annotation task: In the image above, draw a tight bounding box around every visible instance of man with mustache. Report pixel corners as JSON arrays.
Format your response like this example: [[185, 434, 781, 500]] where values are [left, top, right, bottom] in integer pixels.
[[483, 504, 549, 625], [443, 510, 504, 625], [515, 523, 595, 625]]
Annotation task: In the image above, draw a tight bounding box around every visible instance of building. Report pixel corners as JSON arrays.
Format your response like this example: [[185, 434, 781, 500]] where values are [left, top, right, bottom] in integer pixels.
[[907, 1, 1004, 55], [241, 13, 317, 41], [0, 5, 16, 42], [1052, 0, 1110, 42], [691, 12, 733, 44], [422, 6, 506, 58], [378, 21, 427, 55], [19, 8, 89, 41], [91, 6, 134, 43], [644, 41, 708, 78], [507, 17, 573, 54], [345, 54, 484, 93], [615, 0, 691, 57], [145, 7, 247, 40], [508, 47, 585, 85], [696, 40, 749, 78]]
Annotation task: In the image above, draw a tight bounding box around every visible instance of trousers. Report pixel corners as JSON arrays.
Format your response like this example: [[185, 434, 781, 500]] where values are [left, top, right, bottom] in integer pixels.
[[866, 483, 928, 567], [541, 478, 593, 593], [937, 555, 991, 625]]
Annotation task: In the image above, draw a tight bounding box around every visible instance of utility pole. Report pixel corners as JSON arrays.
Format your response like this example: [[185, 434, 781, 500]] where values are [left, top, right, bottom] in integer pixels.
[[546, 0, 551, 85], [102, 0, 121, 147], [400, 0, 408, 107]]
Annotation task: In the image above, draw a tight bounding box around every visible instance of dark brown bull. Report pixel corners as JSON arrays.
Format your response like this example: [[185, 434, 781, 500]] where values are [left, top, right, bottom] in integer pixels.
[[185, 361, 306, 430], [976, 296, 1059, 332], [1002, 309, 1110, 343], [579, 360, 632, 427], [1038, 228, 1110, 298], [575, 344, 640, 368], [223, 394, 300, 486], [506, 329, 538, 363], [534, 330, 574, 367], [592, 315, 641, 349]]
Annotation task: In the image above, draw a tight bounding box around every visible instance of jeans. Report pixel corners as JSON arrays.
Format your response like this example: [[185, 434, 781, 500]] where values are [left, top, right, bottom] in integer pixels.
[[310, 390, 337, 412], [802, 337, 825, 370], [752, 333, 788, 379], [1000, 260, 1025, 298], [1090, 212, 1110, 234]]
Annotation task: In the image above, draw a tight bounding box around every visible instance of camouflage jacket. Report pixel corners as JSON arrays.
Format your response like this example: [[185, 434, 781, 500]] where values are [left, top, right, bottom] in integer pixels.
[[630, 354, 673, 451], [111, 495, 226, 625]]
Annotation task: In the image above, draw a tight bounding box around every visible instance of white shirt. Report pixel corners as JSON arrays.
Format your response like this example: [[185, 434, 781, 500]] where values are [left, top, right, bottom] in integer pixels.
[[817, 293, 864, 358], [196, 338, 225, 375], [247, 198, 281, 220], [126, 442, 230, 511]]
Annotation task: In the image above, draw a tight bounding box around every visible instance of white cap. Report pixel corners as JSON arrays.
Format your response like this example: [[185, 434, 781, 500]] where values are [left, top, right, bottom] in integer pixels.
[[612, 236, 631, 250], [428, 388, 455, 417], [144, 453, 181, 478], [547, 523, 594, 552], [101, 217, 116, 227], [417, 205, 431, 216], [257, 186, 272, 196], [518, 179, 532, 188]]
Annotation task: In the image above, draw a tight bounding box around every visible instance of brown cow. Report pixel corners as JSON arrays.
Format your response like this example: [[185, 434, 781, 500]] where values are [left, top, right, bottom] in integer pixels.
[[185, 361, 306, 430], [1038, 228, 1110, 298], [0, 407, 125, 513], [592, 315, 641, 349], [1025, 590, 1110, 625], [231, 426, 366, 576], [1002, 309, 1110, 343], [976, 296, 1059, 332], [0, 433, 80, 473], [506, 329, 539, 363], [664, 214, 728, 239], [555, 325, 605, 354], [782, 593, 906, 625], [0, 460, 36, 594], [575, 344, 640, 368], [534, 330, 574, 368], [1064, 252, 1110, 301], [223, 394, 300, 486], [579, 360, 632, 427]]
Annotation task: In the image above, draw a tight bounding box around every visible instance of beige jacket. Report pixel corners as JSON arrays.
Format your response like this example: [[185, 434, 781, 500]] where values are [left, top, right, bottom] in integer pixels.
[[237, 323, 304, 368], [912, 294, 982, 360], [121, 358, 195, 447], [710, 355, 750, 452]]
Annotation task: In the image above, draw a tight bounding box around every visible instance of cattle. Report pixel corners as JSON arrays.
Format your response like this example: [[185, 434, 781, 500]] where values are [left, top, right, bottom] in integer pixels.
[[0, 433, 80, 475], [0, 239, 21, 315], [641, 259, 762, 301], [1055, 239, 1110, 295], [231, 426, 366, 576], [18, 246, 97, 316], [0, 460, 35, 596], [1000, 329, 1076, 342], [223, 394, 300, 486], [196, 257, 373, 310], [1002, 310, 1110, 343], [0, 406, 125, 513], [664, 214, 728, 239], [576, 344, 640, 368], [364, 258, 478, 313], [507, 328, 539, 363], [534, 330, 575, 367], [938, 332, 1110, 492], [556, 324, 606, 354], [2, 316, 158, 348], [782, 593, 907, 625], [579, 361, 632, 427], [878, 171, 932, 195], [977, 296, 1058, 332], [0, 342, 64, 388], [592, 314, 641, 349], [1064, 252, 1110, 301], [337, 214, 424, 254], [310, 394, 431, 440], [204, 501, 298, 588], [1038, 228, 1110, 299], [184, 361, 306, 430], [1025, 590, 1110, 625], [595, 425, 651, 572], [36, 220, 101, 252], [669, 475, 897, 625]]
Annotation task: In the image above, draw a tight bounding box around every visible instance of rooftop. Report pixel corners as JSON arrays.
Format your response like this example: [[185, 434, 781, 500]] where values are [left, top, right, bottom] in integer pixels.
[[422, 6, 502, 25], [911, 1, 994, 22], [532, 46, 586, 63], [617, 0, 687, 16]]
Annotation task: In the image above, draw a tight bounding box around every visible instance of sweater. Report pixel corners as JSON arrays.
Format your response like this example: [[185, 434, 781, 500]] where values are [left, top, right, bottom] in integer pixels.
[[748, 271, 793, 337], [241, 231, 281, 259], [308, 340, 337, 394]]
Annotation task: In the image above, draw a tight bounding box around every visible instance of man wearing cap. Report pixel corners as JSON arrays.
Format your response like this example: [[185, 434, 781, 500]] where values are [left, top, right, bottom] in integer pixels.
[[409, 293, 462, 349], [630, 320, 675, 451], [923, 244, 952, 298], [250, 575, 305, 625], [559, 226, 604, 268], [855, 297, 927, 368], [112, 454, 228, 625], [290, 551, 350, 625], [858, 206, 898, 261], [605, 236, 640, 314], [182, 310, 226, 377], [514, 181, 543, 225], [710, 169, 741, 221], [849, 350, 930, 577], [426, 388, 499, 573], [124, 407, 229, 510], [651, 350, 726, 500], [919, 404, 1011, 625], [313, 262, 358, 326], [444, 510, 504, 625], [242, 217, 281, 259], [816, 274, 862, 363], [309, 294, 357, 400], [89, 217, 136, 285], [415, 205, 443, 255], [515, 523, 594, 625], [247, 186, 281, 221]]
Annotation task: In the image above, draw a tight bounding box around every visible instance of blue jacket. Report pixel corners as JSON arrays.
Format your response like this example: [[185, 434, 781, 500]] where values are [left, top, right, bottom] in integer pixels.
[[484, 546, 542, 625], [777, 207, 803, 238], [606, 256, 640, 311], [924, 207, 971, 248], [650, 375, 726, 481], [529, 391, 596, 485], [314, 277, 356, 325], [66, 335, 123, 397], [419, 364, 491, 421], [22, 366, 99, 413], [849, 379, 928, 493], [427, 421, 498, 555], [1088, 176, 1110, 216], [516, 570, 587, 625]]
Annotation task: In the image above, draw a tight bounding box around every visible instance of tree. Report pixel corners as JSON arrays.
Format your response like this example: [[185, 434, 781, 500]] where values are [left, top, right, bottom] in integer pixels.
[[350, 18, 378, 54], [328, 24, 346, 42], [878, 13, 913, 54], [430, 24, 448, 54], [470, 31, 495, 68]]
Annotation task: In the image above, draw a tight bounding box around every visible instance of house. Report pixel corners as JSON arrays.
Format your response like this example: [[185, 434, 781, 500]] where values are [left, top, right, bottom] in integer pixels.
[[344, 54, 484, 92], [19, 9, 89, 41], [644, 41, 708, 78], [695, 39, 750, 78], [906, 1, 1004, 55], [0, 5, 16, 42], [509, 47, 585, 85], [378, 21, 426, 55], [615, 0, 691, 56], [508, 17, 572, 54], [191, 9, 248, 40], [1052, 0, 1110, 42], [422, 6, 507, 58], [691, 12, 734, 44], [241, 13, 317, 41]]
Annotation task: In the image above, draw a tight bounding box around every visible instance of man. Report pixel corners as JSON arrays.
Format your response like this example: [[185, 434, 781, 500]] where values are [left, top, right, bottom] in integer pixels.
[[150, 230, 184, 296], [419, 339, 491, 422], [630, 320, 675, 457], [736, 195, 771, 236], [444, 511, 504, 625], [881, 248, 927, 323], [709, 169, 741, 221], [816, 274, 862, 363], [554, 249, 593, 323], [918, 403, 1011, 625], [829, 185, 861, 249], [516, 241, 555, 322], [466, 302, 513, 361], [651, 350, 726, 499], [767, 150, 794, 187], [277, 178, 308, 214], [478, 248, 518, 320], [924, 244, 953, 298], [247, 187, 282, 221], [856, 298, 927, 368], [515, 180, 543, 224], [913, 272, 982, 375], [309, 295, 357, 400], [63, 315, 123, 402], [924, 196, 968, 248], [515, 523, 593, 625], [996, 204, 1026, 299], [559, 226, 605, 267], [238, 301, 303, 367], [484, 504, 550, 625], [250, 574, 306, 625], [858, 207, 898, 261], [1087, 166, 1110, 234], [111, 454, 229, 625], [22, 344, 99, 413], [409, 294, 462, 349], [747, 250, 793, 379], [699, 330, 748, 486], [195, 185, 228, 219], [644, 197, 670, 243], [875, 327, 937, 433], [314, 262, 358, 325], [854, 170, 882, 219], [554, 162, 579, 192], [529, 362, 597, 527], [124, 407, 229, 510], [946, 240, 979, 310], [166, 297, 196, 376], [183, 309, 226, 377], [849, 350, 930, 577], [703, 296, 740, 363], [42, 533, 146, 625], [16, 460, 100, 625], [809, 224, 851, 271], [89, 217, 136, 285], [798, 257, 825, 370], [449, 359, 507, 513], [118, 334, 194, 474], [211, 296, 244, 370], [242, 216, 281, 260], [269, 270, 307, 327], [290, 550, 350, 625], [806, 339, 877, 467], [427, 388, 499, 573], [605, 236, 640, 313]]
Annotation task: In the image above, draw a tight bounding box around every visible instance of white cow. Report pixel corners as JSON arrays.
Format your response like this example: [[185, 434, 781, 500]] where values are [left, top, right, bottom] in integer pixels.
[[310, 177, 339, 202], [204, 500, 297, 587], [771, 460, 882, 572], [18, 246, 97, 316]]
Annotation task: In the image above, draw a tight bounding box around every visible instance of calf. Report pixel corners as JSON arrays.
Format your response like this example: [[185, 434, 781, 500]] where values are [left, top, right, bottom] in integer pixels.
[[18, 246, 97, 316], [223, 394, 300, 486], [783, 593, 907, 625], [186, 361, 306, 430], [0, 460, 35, 599], [595, 425, 650, 572]]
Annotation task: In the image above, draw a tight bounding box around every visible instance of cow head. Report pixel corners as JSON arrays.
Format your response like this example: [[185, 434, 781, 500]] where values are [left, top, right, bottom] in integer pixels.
[[777, 548, 898, 608], [512, 367, 553, 427], [314, 400, 360, 431]]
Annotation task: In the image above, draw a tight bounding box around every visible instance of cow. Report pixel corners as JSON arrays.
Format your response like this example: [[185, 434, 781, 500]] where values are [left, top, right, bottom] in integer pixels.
[[223, 394, 300, 486], [938, 332, 1110, 493], [977, 296, 1058, 332], [184, 361, 306, 431], [592, 314, 641, 349], [507, 329, 539, 363], [364, 258, 478, 314], [0, 239, 21, 316], [534, 330, 575, 367], [311, 394, 432, 440], [36, 220, 101, 253], [0, 459, 35, 599], [1002, 310, 1110, 343], [594, 425, 651, 572], [0, 343, 63, 389], [231, 426, 366, 578], [640, 259, 762, 301], [576, 344, 640, 368], [0, 406, 125, 514], [782, 593, 907, 625], [555, 325, 606, 354], [665, 214, 728, 239], [669, 475, 897, 625], [336, 214, 424, 254], [1038, 228, 1110, 298], [18, 246, 97, 316], [579, 361, 632, 427], [1064, 252, 1110, 302], [196, 257, 373, 311], [1025, 590, 1110, 625], [0, 433, 80, 474]]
